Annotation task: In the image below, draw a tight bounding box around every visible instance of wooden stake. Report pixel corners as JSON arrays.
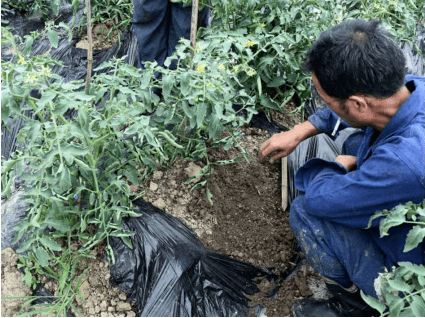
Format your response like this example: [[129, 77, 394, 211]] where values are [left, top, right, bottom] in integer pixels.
[[85, 0, 93, 93], [281, 156, 288, 211], [190, 0, 199, 49]]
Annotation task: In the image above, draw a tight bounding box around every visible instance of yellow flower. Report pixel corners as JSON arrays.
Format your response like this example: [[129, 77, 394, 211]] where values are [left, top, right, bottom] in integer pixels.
[[233, 65, 239, 73], [261, 23, 266, 27], [18, 56, 26, 64], [246, 40, 254, 47], [373, 3, 380, 9], [39, 65, 51, 77], [197, 64, 205, 73], [218, 64, 225, 71], [246, 68, 256, 77], [196, 44, 202, 53], [24, 73, 37, 84]]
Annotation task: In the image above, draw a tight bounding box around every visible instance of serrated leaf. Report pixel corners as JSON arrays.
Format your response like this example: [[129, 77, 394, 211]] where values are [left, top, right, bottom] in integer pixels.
[[22, 267, 33, 287], [16, 236, 36, 253], [47, 29, 59, 48], [386, 292, 405, 317], [34, 246, 50, 267], [379, 211, 406, 237], [404, 225, 425, 252], [40, 237, 62, 252], [398, 262, 425, 276], [387, 275, 413, 293], [411, 295, 425, 317], [124, 165, 140, 185], [44, 219, 71, 232]]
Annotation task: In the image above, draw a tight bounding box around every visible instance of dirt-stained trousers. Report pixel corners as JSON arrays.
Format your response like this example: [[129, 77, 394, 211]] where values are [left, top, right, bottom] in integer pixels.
[[289, 131, 393, 298]]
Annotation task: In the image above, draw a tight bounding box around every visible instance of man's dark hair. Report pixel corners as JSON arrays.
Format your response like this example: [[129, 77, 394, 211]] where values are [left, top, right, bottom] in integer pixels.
[[303, 19, 406, 99]]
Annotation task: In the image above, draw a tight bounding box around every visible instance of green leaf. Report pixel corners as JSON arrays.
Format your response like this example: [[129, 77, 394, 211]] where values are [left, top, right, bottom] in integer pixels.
[[34, 246, 50, 267], [387, 275, 413, 293], [182, 101, 194, 119], [360, 291, 386, 314], [266, 76, 287, 88], [411, 295, 425, 317], [36, 91, 57, 110], [180, 72, 191, 96], [23, 36, 34, 55], [162, 74, 173, 100], [44, 219, 71, 232], [206, 188, 213, 205], [196, 104, 207, 129], [74, 92, 95, 101], [386, 292, 405, 317], [59, 167, 72, 193], [47, 29, 59, 48], [16, 236, 36, 254], [40, 237, 62, 252], [404, 225, 425, 252], [22, 267, 34, 288], [89, 192, 96, 206], [62, 144, 90, 156], [398, 262, 425, 276], [124, 165, 140, 185], [379, 211, 406, 236], [121, 236, 133, 249]]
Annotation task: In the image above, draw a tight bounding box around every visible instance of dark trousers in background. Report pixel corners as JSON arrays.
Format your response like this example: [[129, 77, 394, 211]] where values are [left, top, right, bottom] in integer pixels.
[[133, 0, 209, 69]]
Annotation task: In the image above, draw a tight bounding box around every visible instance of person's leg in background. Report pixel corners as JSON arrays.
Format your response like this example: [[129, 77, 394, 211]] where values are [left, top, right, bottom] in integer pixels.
[[289, 195, 385, 316], [168, 3, 209, 69], [132, 0, 170, 69]]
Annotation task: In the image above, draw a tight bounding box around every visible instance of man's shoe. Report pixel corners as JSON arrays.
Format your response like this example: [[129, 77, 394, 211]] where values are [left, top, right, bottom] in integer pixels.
[[292, 281, 379, 317]]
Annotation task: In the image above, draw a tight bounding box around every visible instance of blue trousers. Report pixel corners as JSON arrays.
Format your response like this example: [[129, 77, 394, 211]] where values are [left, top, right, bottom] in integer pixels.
[[289, 131, 393, 298], [133, 0, 209, 69]]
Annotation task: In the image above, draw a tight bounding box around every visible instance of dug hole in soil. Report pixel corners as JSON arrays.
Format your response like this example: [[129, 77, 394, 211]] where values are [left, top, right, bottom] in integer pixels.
[[2, 103, 330, 317]]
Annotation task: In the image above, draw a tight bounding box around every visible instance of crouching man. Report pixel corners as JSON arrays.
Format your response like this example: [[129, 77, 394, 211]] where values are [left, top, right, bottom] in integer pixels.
[[260, 19, 424, 316]]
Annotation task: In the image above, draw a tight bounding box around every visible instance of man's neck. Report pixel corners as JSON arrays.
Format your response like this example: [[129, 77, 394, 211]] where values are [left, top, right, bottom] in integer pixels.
[[369, 86, 411, 131]]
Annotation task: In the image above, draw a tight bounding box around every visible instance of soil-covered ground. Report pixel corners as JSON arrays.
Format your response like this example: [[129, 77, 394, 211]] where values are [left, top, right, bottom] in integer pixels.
[[1, 16, 329, 316], [2, 103, 331, 317]]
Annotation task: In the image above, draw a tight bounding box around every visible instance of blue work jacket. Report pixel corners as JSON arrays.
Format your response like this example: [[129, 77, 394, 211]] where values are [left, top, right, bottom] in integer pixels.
[[296, 74, 425, 265]]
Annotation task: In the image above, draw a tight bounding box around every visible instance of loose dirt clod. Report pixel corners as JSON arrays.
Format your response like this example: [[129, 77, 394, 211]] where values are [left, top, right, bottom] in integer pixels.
[[1, 248, 32, 317]]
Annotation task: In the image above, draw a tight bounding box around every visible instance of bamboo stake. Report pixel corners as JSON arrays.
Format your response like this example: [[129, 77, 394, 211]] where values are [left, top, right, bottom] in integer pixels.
[[190, 0, 199, 49], [85, 0, 93, 93], [281, 157, 288, 211]]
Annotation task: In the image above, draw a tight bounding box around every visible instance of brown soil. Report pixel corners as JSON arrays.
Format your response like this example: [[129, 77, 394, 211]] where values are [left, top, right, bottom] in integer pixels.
[[76, 21, 122, 51], [1, 101, 329, 317]]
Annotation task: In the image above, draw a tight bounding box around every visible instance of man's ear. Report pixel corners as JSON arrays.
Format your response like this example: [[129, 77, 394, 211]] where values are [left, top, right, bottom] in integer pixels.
[[347, 95, 368, 113]]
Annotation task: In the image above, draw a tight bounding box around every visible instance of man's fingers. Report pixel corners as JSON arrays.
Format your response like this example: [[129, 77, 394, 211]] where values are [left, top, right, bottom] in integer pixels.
[[271, 151, 286, 163]]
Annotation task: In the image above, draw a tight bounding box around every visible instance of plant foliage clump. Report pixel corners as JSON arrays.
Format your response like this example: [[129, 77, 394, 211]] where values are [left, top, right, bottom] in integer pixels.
[[362, 200, 425, 317]]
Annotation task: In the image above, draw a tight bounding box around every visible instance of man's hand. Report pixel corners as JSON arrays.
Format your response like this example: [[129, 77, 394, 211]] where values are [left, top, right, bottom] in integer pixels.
[[260, 130, 300, 163], [335, 155, 357, 172], [260, 121, 321, 163]]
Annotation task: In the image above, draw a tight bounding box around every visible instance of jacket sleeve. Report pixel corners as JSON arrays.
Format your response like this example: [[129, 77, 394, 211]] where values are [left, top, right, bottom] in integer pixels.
[[295, 146, 424, 229], [308, 107, 351, 140]]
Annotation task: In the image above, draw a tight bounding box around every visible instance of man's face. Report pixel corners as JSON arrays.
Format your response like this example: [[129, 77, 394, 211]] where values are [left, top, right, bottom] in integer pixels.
[[311, 74, 364, 128]]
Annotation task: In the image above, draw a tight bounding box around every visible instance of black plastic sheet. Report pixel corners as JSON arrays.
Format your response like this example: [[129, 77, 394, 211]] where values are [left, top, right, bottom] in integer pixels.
[[109, 199, 270, 317]]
